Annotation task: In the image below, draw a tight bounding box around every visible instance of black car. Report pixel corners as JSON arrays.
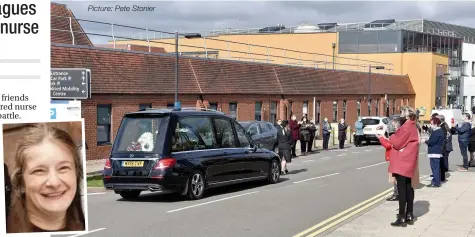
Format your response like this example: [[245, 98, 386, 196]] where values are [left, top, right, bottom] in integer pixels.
[[239, 121, 278, 151], [103, 108, 281, 200]]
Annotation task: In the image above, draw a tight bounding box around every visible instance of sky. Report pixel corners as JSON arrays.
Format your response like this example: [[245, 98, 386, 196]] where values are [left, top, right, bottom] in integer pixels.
[[56, 1, 475, 43]]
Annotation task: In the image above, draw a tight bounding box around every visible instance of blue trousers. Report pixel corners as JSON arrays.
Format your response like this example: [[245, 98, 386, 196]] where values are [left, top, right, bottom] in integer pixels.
[[430, 158, 441, 187], [459, 142, 469, 169]]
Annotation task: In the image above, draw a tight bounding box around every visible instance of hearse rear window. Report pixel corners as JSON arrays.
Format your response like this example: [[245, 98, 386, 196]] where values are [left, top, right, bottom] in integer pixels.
[[116, 117, 162, 152]]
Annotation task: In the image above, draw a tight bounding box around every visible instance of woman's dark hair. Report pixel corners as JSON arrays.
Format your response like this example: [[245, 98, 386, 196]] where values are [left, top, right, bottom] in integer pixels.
[[282, 120, 289, 127], [7, 124, 85, 233], [431, 117, 442, 126]]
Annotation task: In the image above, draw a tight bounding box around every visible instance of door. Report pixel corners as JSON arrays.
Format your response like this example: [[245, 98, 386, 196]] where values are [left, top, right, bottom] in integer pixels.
[[258, 122, 273, 150], [172, 116, 225, 184], [212, 117, 240, 183], [233, 121, 268, 179]]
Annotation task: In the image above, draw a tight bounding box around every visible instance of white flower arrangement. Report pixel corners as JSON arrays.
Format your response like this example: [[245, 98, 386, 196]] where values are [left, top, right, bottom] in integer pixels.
[[137, 132, 154, 152]]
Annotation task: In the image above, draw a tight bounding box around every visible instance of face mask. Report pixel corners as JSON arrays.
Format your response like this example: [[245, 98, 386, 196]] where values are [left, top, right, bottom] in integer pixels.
[[324, 119, 328, 122]]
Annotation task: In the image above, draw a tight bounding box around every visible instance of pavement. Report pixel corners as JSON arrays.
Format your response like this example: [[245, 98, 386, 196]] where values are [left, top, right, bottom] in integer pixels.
[[322, 170, 475, 237], [73, 137, 443, 237]]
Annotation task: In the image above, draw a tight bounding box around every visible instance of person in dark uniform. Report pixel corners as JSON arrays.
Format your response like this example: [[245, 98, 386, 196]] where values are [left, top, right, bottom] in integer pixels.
[[4, 163, 11, 220], [276, 119, 292, 175]]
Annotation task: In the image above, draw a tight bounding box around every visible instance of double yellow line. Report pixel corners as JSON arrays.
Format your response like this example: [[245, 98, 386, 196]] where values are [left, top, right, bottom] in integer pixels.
[[293, 187, 394, 237]]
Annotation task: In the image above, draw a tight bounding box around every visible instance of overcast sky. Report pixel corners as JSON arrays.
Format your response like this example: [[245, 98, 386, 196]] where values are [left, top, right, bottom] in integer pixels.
[[56, 1, 475, 44]]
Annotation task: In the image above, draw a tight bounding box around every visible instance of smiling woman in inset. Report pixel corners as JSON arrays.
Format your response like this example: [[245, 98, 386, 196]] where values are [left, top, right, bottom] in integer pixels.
[[7, 124, 85, 233]]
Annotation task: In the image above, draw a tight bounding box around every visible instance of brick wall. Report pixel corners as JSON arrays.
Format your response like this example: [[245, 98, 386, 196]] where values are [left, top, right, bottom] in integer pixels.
[[83, 93, 414, 160]]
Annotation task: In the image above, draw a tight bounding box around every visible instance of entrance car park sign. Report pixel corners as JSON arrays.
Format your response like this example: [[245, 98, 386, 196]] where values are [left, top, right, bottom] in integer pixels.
[[51, 68, 91, 99]]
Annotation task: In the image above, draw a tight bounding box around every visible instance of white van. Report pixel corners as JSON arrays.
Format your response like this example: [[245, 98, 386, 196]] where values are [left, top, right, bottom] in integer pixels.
[[430, 109, 464, 129]]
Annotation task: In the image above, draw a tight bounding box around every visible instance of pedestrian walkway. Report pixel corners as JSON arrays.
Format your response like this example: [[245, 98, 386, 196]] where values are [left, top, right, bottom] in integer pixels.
[[325, 171, 475, 237]]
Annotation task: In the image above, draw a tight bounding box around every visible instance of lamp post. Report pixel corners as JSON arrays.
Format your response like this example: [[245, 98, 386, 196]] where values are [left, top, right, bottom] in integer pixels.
[[332, 43, 336, 69], [367, 65, 385, 115], [174, 32, 202, 109]]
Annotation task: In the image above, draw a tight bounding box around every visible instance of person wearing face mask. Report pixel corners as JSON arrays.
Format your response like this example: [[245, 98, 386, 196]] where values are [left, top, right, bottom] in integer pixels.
[[425, 117, 444, 187], [354, 117, 364, 147], [322, 117, 332, 150], [289, 114, 301, 158], [437, 115, 452, 182], [456, 113, 472, 171], [299, 116, 314, 156], [338, 118, 348, 149]]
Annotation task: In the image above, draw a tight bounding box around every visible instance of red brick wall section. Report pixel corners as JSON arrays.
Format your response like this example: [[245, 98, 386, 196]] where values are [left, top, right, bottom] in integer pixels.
[[83, 94, 415, 160]]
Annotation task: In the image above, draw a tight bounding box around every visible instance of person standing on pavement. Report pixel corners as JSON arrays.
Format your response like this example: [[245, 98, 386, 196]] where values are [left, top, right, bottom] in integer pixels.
[[322, 117, 332, 150], [425, 117, 444, 187], [438, 115, 452, 181], [456, 113, 472, 172], [354, 117, 364, 147], [338, 118, 348, 149], [289, 115, 301, 158], [379, 107, 419, 227], [380, 117, 405, 201], [299, 116, 316, 156], [469, 120, 475, 163], [276, 119, 292, 175]]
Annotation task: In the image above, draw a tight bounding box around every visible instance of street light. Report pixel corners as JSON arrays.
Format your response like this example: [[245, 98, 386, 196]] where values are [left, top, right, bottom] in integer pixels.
[[175, 32, 202, 109], [367, 65, 385, 115]]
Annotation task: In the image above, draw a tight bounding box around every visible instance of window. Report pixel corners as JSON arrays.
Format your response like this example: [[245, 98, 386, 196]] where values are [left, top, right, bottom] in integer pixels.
[[342, 100, 347, 120], [233, 121, 251, 147], [356, 100, 361, 117], [472, 62, 475, 76], [97, 104, 112, 145], [463, 96, 467, 111], [214, 118, 237, 148], [166, 103, 174, 108], [261, 123, 273, 133], [472, 96, 475, 109], [116, 117, 163, 152], [462, 61, 468, 76], [289, 101, 293, 117], [303, 101, 308, 115], [209, 102, 218, 111], [375, 99, 379, 116], [248, 123, 260, 136], [386, 99, 390, 116], [255, 101, 262, 121], [139, 103, 152, 111], [332, 100, 338, 122], [270, 102, 277, 124], [229, 102, 237, 119], [316, 101, 321, 123], [382, 118, 389, 124], [172, 117, 217, 152]]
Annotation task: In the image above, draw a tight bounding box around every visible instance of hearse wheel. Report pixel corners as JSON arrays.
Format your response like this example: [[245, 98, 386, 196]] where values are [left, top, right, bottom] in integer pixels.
[[119, 190, 141, 200], [268, 159, 280, 184], [187, 171, 205, 200]]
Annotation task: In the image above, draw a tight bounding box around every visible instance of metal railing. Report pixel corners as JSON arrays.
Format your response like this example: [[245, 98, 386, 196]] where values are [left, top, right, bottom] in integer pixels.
[[51, 15, 396, 74]]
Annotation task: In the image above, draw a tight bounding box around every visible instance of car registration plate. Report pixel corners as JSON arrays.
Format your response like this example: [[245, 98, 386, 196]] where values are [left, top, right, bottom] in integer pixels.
[[122, 161, 144, 167]]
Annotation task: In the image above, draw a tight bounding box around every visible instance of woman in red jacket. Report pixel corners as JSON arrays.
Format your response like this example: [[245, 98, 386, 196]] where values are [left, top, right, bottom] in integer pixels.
[[377, 107, 419, 227]]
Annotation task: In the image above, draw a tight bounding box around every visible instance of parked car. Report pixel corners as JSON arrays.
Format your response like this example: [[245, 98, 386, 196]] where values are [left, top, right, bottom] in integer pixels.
[[102, 108, 281, 201], [361, 116, 389, 144], [239, 121, 278, 151]]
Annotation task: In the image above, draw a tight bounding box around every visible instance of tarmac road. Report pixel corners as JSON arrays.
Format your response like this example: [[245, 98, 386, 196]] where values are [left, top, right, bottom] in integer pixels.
[[70, 142, 439, 237]]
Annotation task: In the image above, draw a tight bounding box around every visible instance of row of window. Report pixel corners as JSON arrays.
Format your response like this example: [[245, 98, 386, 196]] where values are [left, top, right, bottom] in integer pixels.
[[96, 99, 407, 145], [462, 61, 475, 77]]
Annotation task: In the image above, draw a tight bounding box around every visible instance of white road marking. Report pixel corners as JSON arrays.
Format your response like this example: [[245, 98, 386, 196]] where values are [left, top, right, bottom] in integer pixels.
[[302, 160, 315, 163], [331, 149, 348, 152], [419, 152, 425, 155], [356, 162, 387, 170], [167, 191, 259, 213], [337, 154, 346, 157], [69, 228, 107, 237], [352, 152, 360, 154], [87, 192, 106, 196], [322, 157, 331, 160], [293, 173, 340, 184], [364, 149, 372, 152]]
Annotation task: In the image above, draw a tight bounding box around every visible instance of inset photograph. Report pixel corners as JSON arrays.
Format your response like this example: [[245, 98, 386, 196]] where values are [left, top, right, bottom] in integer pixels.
[[3, 120, 87, 234]]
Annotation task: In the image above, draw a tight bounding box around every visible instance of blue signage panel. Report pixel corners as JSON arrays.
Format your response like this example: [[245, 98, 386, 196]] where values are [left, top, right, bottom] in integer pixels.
[[50, 108, 57, 119]]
